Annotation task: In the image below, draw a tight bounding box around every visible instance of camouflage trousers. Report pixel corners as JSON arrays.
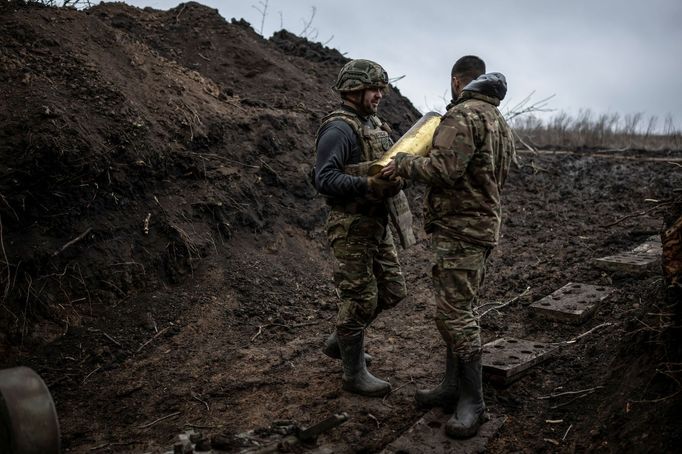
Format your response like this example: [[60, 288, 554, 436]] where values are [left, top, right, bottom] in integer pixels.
[[431, 230, 491, 359], [326, 209, 407, 334]]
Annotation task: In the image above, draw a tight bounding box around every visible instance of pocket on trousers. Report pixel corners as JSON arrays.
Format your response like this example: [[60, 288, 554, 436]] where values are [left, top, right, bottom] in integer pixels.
[[326, 211, 356, 244], [439, 243, 486, 271]]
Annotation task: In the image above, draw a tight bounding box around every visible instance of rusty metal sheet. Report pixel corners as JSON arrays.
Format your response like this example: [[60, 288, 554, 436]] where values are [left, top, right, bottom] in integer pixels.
[[529, 282, 615, 324], [594, 236, 661, 273], [482, 338, 557, 385], [381, 408, 506, 454]]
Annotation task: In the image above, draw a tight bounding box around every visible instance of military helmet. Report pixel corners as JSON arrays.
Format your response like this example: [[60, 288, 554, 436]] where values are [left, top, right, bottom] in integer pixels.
[[333, 59, 389, 93]]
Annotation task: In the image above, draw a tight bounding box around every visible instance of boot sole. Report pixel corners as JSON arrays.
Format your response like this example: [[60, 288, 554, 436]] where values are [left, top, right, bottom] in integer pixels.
[[445, 411, 486, 439]]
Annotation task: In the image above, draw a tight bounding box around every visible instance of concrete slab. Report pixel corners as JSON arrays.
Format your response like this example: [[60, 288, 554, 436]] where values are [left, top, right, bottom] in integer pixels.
[[594, 236, 661, 273], [381, 409, 506, 454], [482, 338, 558, 385], [529, 282, 616, 324]]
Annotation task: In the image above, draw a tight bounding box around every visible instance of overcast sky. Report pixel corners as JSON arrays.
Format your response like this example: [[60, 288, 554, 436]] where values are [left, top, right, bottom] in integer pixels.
[[114, 0, 682, 130]]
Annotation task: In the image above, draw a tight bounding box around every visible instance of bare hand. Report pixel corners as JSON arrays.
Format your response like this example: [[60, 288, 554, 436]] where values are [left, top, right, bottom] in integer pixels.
[[381, 159, 397, 178]]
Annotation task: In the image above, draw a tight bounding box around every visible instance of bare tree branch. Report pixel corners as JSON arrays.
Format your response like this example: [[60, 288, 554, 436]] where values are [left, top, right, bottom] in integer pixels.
[[251, 0, 269, 35], [299, 6, 317, 39], [504, 91, 556, 121]]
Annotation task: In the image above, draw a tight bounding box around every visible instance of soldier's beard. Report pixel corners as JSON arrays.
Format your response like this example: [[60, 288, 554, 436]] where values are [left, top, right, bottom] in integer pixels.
[[343, 91, 379, 116], [361, 92, 380, 115], [451, 87, 460, 102], [363, 100, 379, 115]]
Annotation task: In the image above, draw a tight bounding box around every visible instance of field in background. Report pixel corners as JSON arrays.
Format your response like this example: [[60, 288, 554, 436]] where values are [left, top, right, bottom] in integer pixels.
[[511, 108, 682, 151]]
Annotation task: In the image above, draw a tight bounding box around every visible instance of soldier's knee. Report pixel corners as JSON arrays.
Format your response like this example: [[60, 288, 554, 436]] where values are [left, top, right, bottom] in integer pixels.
[[378, 291, 407, 312], [338, 294, 378, 326], [337, 318, 365, 336], [380, 280, 407, 306]]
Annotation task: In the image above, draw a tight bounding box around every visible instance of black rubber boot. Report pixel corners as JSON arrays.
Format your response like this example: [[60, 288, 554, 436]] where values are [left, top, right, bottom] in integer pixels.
[[338, 330, 391, 397], [446, 354, 487, 439], [415, 348, 458, 411], [323, 331, 372, 365]]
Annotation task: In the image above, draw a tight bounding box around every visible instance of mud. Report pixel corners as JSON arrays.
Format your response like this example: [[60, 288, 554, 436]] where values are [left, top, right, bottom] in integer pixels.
[[0, 2, 680, 453]]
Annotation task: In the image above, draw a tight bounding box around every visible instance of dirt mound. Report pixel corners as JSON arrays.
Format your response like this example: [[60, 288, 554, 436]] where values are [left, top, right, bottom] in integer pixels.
[[1, 2, 680, 453], [0, 0, 420, 337]]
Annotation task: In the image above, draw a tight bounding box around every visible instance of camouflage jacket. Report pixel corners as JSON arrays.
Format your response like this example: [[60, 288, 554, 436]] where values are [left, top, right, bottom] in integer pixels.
[[394, 73, 515, 246]]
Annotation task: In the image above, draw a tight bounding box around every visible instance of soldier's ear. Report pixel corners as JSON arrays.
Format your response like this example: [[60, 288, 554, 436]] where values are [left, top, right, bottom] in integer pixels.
[[343, 91, 362, 105]]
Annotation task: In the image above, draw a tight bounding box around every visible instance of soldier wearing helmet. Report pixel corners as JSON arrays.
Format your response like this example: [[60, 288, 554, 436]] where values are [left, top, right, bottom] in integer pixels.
[[313, 59, 407, 397]]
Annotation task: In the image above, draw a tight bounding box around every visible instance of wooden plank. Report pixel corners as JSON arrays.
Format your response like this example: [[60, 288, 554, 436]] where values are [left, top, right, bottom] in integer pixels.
[[381, 408, 506, 454], [594, 236, 661, 273], [482, 338, 558, 385], [529, 282, 615, 324]]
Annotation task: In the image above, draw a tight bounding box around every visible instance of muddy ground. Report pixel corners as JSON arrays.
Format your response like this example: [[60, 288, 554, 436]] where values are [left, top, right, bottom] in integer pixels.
[[0, 2, 680, 453]]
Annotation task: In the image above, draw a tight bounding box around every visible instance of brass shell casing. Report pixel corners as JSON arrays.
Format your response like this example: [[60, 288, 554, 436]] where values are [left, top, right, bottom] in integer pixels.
[[369, 111, 442, 175]]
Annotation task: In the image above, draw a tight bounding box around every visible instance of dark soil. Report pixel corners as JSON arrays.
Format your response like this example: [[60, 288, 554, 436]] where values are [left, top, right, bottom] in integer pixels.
[[1, 2, 680, 453]]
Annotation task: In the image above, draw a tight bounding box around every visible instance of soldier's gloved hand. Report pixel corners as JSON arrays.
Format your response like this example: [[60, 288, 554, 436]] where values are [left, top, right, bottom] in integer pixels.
[[367, 174, 403, 201]]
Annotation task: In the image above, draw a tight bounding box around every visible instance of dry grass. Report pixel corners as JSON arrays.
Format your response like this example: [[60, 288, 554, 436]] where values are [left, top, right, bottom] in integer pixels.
[[511, 109, 682, 151]]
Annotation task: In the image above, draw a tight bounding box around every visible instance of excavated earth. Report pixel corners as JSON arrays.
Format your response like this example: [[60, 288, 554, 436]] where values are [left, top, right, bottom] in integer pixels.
[[1, 2, 680, 453]]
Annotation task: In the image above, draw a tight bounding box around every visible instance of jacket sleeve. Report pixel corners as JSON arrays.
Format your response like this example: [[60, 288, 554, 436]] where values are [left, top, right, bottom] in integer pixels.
[[393, 110, 478, 188], [314, 121, 369, 197]]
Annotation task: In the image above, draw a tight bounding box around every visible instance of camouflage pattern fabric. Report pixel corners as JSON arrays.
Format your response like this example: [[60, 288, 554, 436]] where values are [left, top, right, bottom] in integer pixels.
[[431, 231, 490, 358], [318, 109, 407, 333], [393, 79, 514, 354], [334, 59, 389, 93], [326, 209, 407, 332], [394, 90, 515, 247], [324, 110, 415, 249], [318, 109, 393, 163]]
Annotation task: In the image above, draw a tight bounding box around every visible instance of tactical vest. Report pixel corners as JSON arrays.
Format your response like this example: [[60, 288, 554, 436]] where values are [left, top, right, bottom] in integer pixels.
[[318, 109, 394, 174], [317, 109, 417, 249]]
